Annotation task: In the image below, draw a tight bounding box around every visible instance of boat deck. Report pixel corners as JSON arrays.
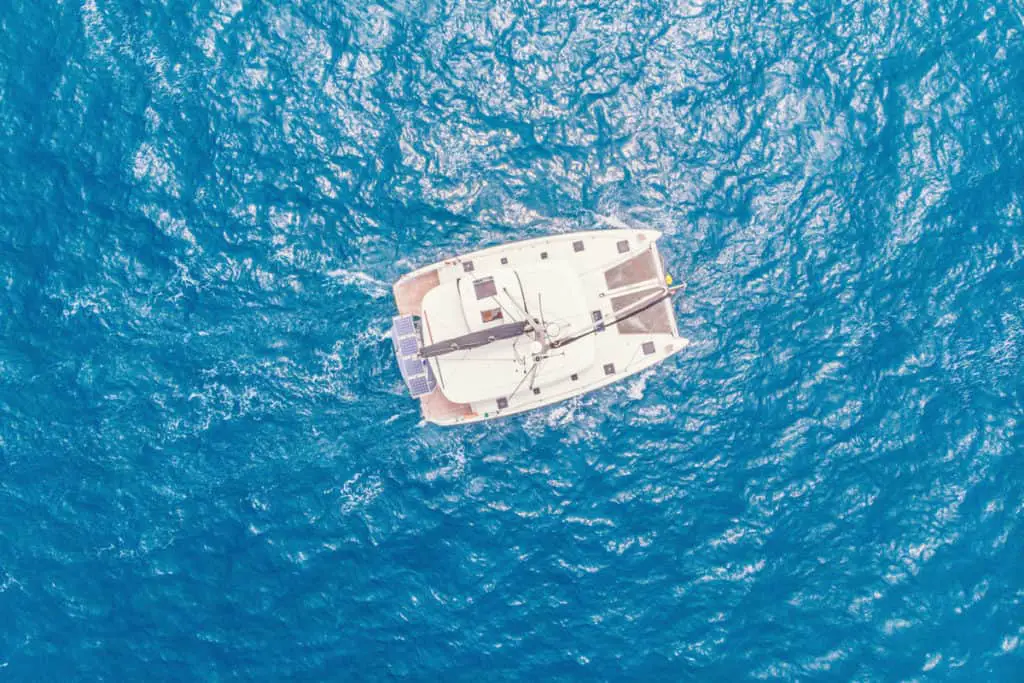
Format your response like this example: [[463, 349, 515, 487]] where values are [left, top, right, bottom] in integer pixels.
[[391, 227, 688, 425], [394, 269, 440, 316]]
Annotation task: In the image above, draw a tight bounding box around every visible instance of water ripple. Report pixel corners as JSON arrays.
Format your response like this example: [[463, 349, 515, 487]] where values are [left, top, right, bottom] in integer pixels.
[[1, 0, 1023, 679]]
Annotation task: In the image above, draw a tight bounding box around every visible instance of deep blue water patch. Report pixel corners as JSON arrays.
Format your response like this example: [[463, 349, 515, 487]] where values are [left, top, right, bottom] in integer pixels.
[[1, 0, 1023, 679]]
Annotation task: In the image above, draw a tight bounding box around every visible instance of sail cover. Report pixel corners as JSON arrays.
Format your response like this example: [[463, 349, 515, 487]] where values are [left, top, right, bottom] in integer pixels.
[[391, 315, 437, 397]]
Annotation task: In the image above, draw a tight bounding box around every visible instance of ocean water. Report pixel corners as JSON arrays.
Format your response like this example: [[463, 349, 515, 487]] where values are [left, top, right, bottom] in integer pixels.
[[2, 0, 1023, 679]]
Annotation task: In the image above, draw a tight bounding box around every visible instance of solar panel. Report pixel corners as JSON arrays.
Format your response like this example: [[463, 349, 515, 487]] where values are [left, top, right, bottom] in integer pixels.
[[393, 315, 416, 336], [398, 336, 418, 355], [402, 358, 424, 377], [391, 314, 439, 398], [407, 375, 431, 397]]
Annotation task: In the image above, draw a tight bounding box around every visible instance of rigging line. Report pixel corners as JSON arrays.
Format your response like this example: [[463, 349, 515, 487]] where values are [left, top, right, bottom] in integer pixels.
[[432, 354, 446, 387], [511, 336, 528, 363], [434, 356, 525, 362], [507, 362, 539, 403], [491, 294, 517, 322], [599, 278, 670, 300], [513, 271, 531, 316], [524, 349, 565, 394], [506, 347, 565, 403], [621, 345, 643, 374], [501, 282, 676, 334], [553, 285, 683, 350], [529, 356, 547, 392], [489, 283, 667, 335], [502, 286, 533, 323], [574, 245, 655, 278], [604, 284, 680, 321]]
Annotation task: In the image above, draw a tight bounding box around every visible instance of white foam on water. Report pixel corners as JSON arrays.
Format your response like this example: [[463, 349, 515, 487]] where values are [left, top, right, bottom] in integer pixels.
[[325, 268, 389, 298], [132, 143, 182, 199], [339, 473, 383, 514]]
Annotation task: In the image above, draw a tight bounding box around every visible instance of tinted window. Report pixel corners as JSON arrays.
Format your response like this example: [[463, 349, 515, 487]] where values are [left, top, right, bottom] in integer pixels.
[[474, 277, 497, 299]]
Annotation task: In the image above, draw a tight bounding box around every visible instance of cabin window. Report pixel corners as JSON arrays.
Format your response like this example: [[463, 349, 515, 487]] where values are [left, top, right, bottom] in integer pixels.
[[480, 308, 503, 324], [473, 276, 497, 299]]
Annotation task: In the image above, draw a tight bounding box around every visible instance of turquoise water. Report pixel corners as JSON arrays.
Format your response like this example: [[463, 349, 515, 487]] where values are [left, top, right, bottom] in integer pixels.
[[2, 0, 1023, 678]]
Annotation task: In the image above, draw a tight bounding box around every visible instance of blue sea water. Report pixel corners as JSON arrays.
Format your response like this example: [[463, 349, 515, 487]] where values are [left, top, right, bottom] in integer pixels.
[[2, 0, 1023, 678]]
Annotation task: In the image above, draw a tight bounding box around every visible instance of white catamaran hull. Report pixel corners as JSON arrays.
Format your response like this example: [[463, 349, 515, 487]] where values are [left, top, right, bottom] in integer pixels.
[[391, 228, 689, 425]]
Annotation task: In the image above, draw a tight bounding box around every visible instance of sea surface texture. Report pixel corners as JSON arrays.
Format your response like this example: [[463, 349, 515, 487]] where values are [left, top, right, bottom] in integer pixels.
[[2, 0, 1023, 679]]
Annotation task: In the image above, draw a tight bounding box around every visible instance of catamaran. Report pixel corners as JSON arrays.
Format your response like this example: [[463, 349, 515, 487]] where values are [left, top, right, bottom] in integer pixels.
[[390, 227, 688, 425]]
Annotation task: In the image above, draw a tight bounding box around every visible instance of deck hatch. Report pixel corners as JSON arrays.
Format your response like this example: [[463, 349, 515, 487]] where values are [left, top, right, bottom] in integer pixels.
[[480, 307, 503, 323], [473, 276, 498, 299]]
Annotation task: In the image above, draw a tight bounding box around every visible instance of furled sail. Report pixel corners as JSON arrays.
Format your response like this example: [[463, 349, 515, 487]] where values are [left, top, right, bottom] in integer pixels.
[[419, 320, 532, 358]]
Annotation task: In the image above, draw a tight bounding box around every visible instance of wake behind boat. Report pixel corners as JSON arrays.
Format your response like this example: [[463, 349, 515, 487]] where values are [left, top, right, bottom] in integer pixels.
[[390, 228, 689, 425]]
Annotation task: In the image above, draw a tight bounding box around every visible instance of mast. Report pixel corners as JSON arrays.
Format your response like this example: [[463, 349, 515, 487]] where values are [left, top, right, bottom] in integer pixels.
[[418, 284, 682, 359], [418, 320, 533, 359]]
